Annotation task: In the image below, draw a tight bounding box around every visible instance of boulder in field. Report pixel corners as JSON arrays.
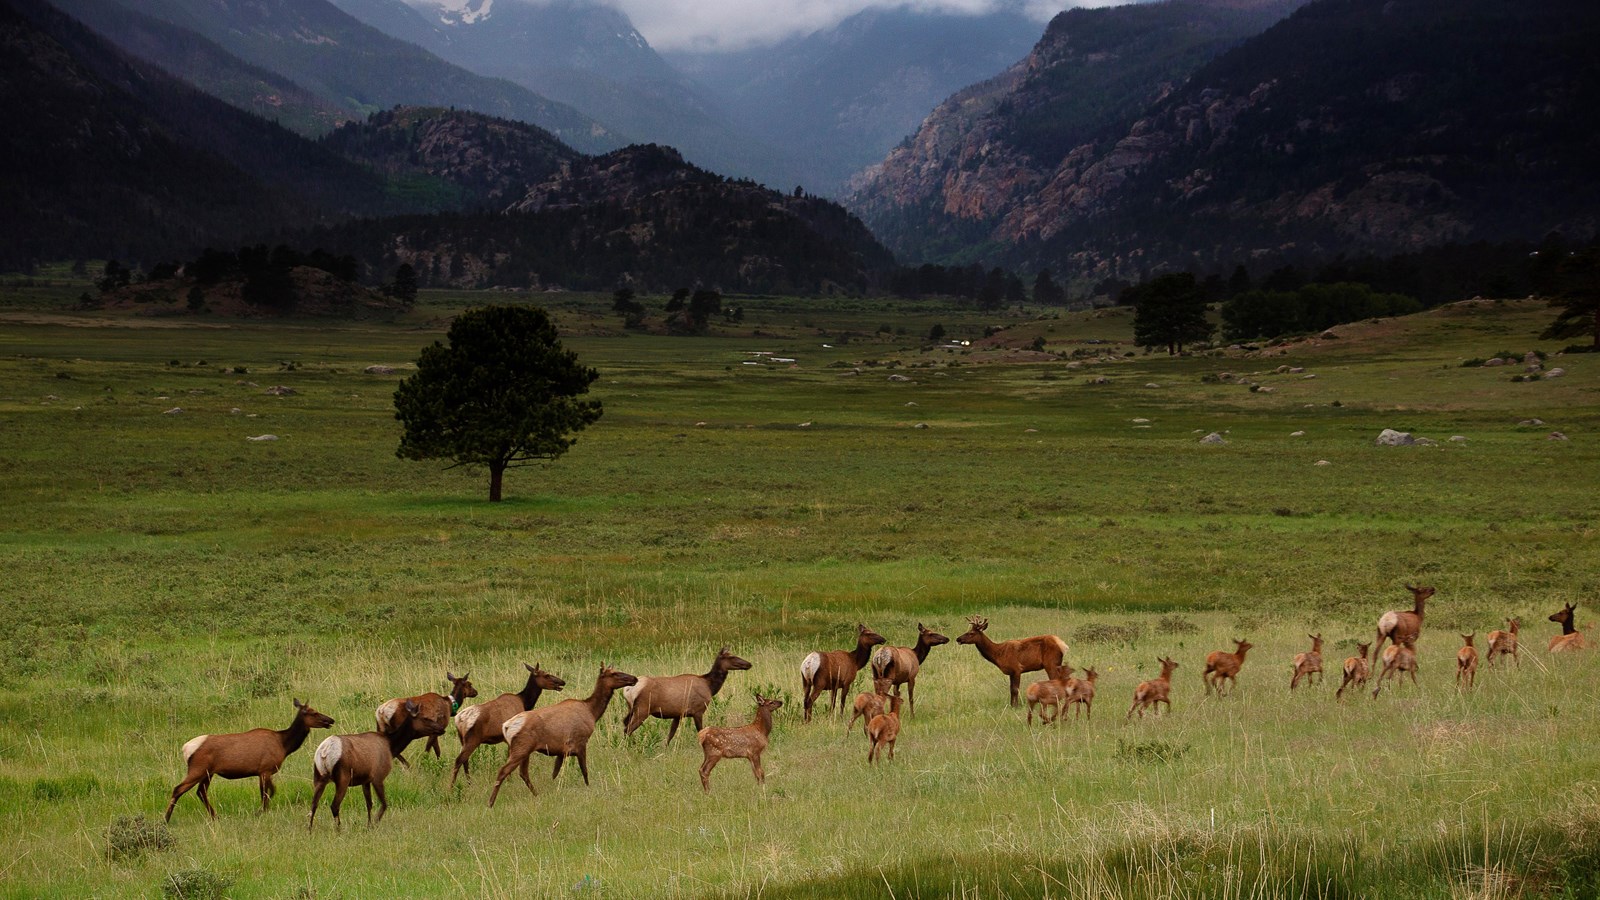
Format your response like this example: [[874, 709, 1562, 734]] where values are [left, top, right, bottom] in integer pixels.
[[1199, 432, 1227, 445], [264, 385, 297, 396], [364, 365, 397, 375], [1376, 429, 1417, 446], [246, 434, 279, 442]]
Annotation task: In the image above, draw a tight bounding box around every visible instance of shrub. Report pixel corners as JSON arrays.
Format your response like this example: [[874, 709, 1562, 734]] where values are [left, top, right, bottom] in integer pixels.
[[162, 869, 232, 900], [1156, 615, 1199, 635], [1115, 738, 1190, 764], [105, 815, 173, 862], [1075, 622, 1143, 645]]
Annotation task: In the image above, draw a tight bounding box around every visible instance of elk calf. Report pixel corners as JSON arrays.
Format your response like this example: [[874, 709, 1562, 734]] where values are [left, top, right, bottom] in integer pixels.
[[1025, 661, 1075, 726], [1456, 633, 1478, 689], [1202, 639, 1253, 696], [308, 726, 406, 831], [1549, 604, 1588, 653], [1290, 634, 1324, 690], [846, 677, 894, 737], [1128, 657, 1178, 719], [1372, 638, 1418, 698], [868, 623, 949, 716], [867, 695, 903, 764], [376, 672, 476, 767], [956, 616, 1068, 707], [1064, 667, 1098, 719], [697, 694, 783, 792], [165, 699, 334, 822], [1486, 618, 1520, 668], [800, 624, 886, 722], [1335, 642, 1371, 700]]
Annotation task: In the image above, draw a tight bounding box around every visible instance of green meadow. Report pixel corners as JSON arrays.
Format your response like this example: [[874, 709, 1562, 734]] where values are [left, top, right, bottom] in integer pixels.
[[1, 282, 1597, 898]]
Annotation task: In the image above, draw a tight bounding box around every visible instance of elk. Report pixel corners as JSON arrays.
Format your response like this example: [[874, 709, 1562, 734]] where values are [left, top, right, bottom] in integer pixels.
[[800, 624, 886, 723], [846, 677, 894, 737], [956, 616, 1068, 706], [1371, 637, 1419, 698], [697, 693, 783, 792], [1064, 667, 1098, 719], [165, 699, 335, 822], [1456, 633, 1479, 688], [868, 623, 949, 716], [622, 646, 751, 747], [1372, 584, 1435, 666], [375, 671, 476, 767], [1025, 661, 1076, 726], [1128, 657, 1179, 719], [1290, 634, 1324, 690], [1335, 641, 1372, 700], [486, 665, 638, 808], [450, 663, 565, 787], [1486, 618, 1520, 668], [1549, 603, 1588, 653], [867, 695, 903, 764], [307, 724, 410, 831], [1202, 639, 1253, 696]]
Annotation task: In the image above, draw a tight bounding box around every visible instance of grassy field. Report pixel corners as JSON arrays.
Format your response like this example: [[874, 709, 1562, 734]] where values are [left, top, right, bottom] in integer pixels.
[[1, 284, 1597, 898]]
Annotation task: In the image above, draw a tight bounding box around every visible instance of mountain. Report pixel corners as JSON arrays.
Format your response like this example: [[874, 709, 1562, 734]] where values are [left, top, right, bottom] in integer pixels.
[[330, 0, 802, 189], [46, 0, 350, 135], [303, 142, 896, 294], [852, 0, 1600, 278], [81, 0, 621, 153], [0, 0, 399, 269], [668, 6, 1046, 196]]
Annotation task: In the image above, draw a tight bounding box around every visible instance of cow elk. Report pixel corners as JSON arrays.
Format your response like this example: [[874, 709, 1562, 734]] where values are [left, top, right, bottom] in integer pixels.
[[1128, 657, 1179, 719], [869, 623, 949, 716], [1335, 642, 1372, 700], [867, 695, 903, 764], [1202, 639, 1253, 696], [1372, 584, 1435, 666], [165, 699, 335, 822], [487, 666, 638, 808], [846, 677, 894, 737], [1456, 633, 1478, 689], [307, 724, 409, 831], [375, 671, 476, 767], [450, 663, 565, 787], [800, 624, 886, 722], [1025, 661, 1076, 726], [956, 616, 1069, 706], [697, 693, 783, 792], [1549, 603, 1588, 653], [1290, 634, 1324, 690], [1486, 618, 1520, 668], [1372, 637, 1419, 698], [623, 646, 751, 746], [1064, 667, 1098, 719]]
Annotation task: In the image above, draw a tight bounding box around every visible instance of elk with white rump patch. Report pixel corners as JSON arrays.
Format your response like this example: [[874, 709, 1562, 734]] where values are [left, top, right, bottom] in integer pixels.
[[450, 663, 565, 787], [1335, 642, 1371, 700], [1457, 633, 1478, 688], [375, 671, 476, 767], [165, 699, 334, 822], [1486, 618, 1520, 668], [697, 693, 783, 792], [623, 646, 751, 746], [1025, 661, 1076, 726], [956, 616, 1068, 707], [1372, 584, 1435, 667], [1128, 657, 1179, 719], [1549, 603, 1588, 653], [1290, 634, 1324, 690], [308, 716, 413, 831], [1202, 639, 1253, 696], [487, 665, 638, 808], [800, 624, 886, 723], [868, 623, 949, 716], [867, 695, 903, 764]]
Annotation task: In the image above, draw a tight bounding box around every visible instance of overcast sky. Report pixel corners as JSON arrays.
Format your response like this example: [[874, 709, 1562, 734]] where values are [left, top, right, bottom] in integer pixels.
[[598, 0, 1103, 52]]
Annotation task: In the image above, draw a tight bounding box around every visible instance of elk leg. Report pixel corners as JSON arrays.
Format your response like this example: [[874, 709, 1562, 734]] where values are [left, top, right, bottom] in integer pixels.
[[331, 774, 350, 832], [307, 776, 326, 831], [665, 718, 682, 747], [372, 781, 387, 825], [623, 702, 647, 737], [906, 680, 915, 717], [195, 775, 217, 819], [576, 749, 590, 786], [699, 754, 717, 792], [518, 757, 536, 796], [752, 755, 765, 785], [258, 774, 273, 814], [362, 785, 373, 825], [394, 752, 411, 770], [451, 737, 478, 788], [486, 754, 521, 808], [691, 712, 705, 733], [166, 773, 202, 822], [1008, 673, 1021, 706], [425, 735, 441, 757]]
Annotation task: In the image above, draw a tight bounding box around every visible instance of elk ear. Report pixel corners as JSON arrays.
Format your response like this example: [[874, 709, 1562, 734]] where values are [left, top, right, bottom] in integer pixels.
[[718, 645, 729, 656], [525, 662, 536, 673], [447, 671, 456, 681], [293, 698, 304, 709]]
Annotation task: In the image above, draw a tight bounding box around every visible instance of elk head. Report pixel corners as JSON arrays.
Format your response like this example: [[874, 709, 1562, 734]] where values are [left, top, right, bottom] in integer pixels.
[[956, 616, 990, 644]]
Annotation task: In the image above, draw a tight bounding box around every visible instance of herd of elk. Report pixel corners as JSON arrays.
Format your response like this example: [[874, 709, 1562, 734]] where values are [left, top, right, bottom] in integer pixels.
[[957, 616, 1068, 706], [800, 624, 886, 722], [623, 646, 751, 746], [869, 623, 949, 716], [166, 593, 1592, 825]]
